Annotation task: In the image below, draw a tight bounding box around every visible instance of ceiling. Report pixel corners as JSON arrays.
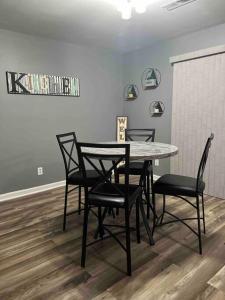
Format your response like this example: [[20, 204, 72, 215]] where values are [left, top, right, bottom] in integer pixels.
[[0, 0, 224, 53]]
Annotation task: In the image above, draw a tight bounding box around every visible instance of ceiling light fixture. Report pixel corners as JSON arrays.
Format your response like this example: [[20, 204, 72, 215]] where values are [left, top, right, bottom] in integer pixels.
[[114, 0, 160, 20], [117, 1, 132, 20], [131, 0, 147, 14]]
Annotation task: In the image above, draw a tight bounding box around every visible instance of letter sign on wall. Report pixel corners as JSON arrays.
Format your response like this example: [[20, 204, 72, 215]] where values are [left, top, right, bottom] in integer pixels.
[[6, 71, 80, 97], [116, 116, 128, 142]]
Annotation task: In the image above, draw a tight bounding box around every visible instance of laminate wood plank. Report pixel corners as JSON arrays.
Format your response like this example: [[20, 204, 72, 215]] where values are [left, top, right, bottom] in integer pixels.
[[47, 288, 86, 300], [0, 199, 73, 224], [196, 284, 225, 300], [1, 263, 90, 300], [0, 246, 73, 297], [159, 235, 225, 300], [208, 265, 225, 293], [0, 227, 44, 248], [0, 191, 53, 209], [55, 237, 158, 299], [92, 291, 117, 300], [0, 209, 65, 236], [0, 240, 58, 272], [107, 253, 173, 298], [0, 179, 224, 300], [109, 264, 182, 300], [0, 235, 51, 261]]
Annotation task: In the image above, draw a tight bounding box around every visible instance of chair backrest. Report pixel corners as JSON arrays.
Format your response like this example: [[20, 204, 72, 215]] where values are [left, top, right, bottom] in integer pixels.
[[196, 133, 214, 191], [76, 142, 130, 204], [125, 128, 155, 142], [56, 132, 79, 179]]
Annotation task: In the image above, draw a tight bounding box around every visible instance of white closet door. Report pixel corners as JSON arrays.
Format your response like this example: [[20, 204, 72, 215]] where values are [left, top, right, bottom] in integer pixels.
[[171, 52, 225, 199]]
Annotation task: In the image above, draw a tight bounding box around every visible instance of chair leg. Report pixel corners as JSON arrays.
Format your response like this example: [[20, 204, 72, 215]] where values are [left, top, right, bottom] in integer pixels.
[[142, 174, 148, 206], [98, 206, 104, 239], [112, 208, 116, 219], [136, 198, 141, 244], [152, 191, 156, 233], [94, 207, 107, 239], [140, 199, 155, 246], [78, 185, 82, 215], [108, 208, 116, 219], [63, 183, 68, 231], [146, 173, 150, 219], [125, 207, 132, 276], [81, 203, 89, 268], [196, 196, 202, 255], [115, 173, 120, 216], [160, 194, 166, 225], [201, 193, 206, 234], [150, 162, 157, 230], [115, 172, 119, 183]]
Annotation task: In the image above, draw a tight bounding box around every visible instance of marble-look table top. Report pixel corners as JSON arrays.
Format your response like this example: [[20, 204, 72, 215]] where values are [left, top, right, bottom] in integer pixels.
[[82, 141, 178, 161]]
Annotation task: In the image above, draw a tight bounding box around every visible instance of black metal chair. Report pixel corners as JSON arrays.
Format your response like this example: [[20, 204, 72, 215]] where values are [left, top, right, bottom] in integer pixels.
[[153, 133, 214, 254], [56, 132, 101, 231], [115, 129, 156, 219], [76, 142, 142, 276]]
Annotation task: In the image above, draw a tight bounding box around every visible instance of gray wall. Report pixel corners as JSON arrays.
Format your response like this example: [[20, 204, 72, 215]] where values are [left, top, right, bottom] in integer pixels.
[[0, 29, 123, 193], [1, 22, 225, 193], [122, 23, 225, 175]]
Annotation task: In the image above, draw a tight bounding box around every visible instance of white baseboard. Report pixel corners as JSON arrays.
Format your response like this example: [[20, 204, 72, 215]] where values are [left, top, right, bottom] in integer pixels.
[[0, 180, 66, 202], [0, 174, 160, 203]]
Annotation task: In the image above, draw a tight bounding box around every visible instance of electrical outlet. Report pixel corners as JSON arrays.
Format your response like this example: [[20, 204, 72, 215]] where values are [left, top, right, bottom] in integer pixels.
[[37, 167, 44, 176], [155, 159, 159, 167]]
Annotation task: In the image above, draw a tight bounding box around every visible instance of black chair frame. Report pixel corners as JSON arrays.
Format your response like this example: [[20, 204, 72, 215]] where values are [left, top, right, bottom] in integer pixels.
[[116, 128, 156, 221], [154, 134, 214, 254], [57, 132, 84, 231], [76, 142, 143, 276], [125, 128, 155, 142]]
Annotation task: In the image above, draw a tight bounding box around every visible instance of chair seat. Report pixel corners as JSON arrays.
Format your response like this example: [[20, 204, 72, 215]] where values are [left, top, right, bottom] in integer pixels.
[[68, 170, 100, 186], [153, 174, 205, 197], [88, 183, 142, 208], [117, 161, 151, 175]]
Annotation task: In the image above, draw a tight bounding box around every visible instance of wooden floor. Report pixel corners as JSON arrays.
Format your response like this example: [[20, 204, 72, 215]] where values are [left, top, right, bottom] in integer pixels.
[[1, 177, 225, 300]]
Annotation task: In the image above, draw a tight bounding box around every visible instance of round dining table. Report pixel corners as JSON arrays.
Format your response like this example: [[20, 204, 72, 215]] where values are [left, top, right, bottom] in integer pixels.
[[84, 141, 178, 161], [84, 141, 178, 245]]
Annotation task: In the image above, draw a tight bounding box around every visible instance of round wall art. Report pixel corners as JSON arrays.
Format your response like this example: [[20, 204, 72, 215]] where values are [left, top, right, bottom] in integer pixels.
[[124, 84, 139, 100], [141, 68, 161, 90], [149, 101, 165, 117]]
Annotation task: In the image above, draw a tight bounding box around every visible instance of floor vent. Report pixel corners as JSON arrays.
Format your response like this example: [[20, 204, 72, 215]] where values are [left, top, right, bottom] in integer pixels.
[[162, 0, 197, 11]]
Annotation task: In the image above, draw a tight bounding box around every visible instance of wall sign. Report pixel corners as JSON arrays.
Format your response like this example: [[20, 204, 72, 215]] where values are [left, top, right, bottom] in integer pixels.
[[116, 116, 128, 142], [141, 68, 161, 90], [6, 71, 80, 97]]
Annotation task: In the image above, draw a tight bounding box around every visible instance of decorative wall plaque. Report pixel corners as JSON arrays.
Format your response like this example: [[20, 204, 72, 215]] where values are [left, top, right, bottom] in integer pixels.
[[149, 101, 165, 117], [116, 116, 128, 142], [124, 84, 139, 100], [6, 71, 80, 97], [141, 68, 161, 90]]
